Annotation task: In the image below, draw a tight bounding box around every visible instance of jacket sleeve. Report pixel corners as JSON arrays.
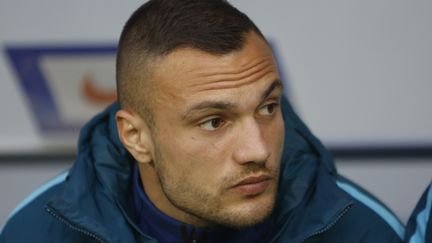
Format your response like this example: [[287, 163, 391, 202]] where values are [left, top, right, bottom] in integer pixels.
[[405, 182, 432, 243], [0, 172, 71, 243], [329, 175, 405, 243]]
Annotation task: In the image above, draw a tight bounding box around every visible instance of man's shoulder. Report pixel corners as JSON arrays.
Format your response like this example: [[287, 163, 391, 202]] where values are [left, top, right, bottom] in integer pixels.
[[0, 171, 75, 243], [325, 175, 405, 242], [405, 182, 432, 243], [316, 204, 403, 243], [273, 166, 405, 243], [297, 174, 404, 243]]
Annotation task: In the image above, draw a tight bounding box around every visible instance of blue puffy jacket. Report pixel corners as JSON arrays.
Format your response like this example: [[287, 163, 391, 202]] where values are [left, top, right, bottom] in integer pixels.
[[0, 98, 404, 242], [405, 183, 432, 243]]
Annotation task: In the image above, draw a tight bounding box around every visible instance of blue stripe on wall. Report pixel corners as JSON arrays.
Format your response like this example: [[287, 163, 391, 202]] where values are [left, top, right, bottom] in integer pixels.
[[336, 180, 405, 239]]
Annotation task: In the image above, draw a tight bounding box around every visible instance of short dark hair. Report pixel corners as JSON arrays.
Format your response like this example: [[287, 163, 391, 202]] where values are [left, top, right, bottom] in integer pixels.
[[116, 0, 264, 127]]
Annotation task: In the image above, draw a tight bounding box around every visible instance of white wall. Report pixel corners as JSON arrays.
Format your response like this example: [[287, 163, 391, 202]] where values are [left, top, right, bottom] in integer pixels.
[[237, 0, 432, 147]]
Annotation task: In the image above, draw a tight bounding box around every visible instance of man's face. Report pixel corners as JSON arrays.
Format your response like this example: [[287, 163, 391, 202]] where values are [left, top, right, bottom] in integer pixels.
[[143, 32, 285, 228]]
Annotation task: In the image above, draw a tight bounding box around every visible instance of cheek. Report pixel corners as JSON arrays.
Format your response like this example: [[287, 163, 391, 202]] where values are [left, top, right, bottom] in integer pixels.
[[266, 116, 285, 156], [158, 132, 228, 183], [186, 138, 229, 180]]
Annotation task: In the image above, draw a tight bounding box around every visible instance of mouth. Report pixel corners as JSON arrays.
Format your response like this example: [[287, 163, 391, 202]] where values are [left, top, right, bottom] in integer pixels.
[[230, 175, 272, 196]]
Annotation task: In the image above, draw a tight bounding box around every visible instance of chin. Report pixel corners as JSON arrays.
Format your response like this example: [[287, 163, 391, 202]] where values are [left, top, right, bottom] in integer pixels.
[[218, 193, 276, 228]]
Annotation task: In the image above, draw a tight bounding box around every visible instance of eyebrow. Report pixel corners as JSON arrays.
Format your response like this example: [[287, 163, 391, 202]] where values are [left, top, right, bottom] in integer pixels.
[[262, 79, 282, 100], [181, 101, 237, 120], [181, 79, 282, 120]]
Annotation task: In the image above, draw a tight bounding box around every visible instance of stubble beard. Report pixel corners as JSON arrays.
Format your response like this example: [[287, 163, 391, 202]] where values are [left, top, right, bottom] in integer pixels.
[[153, 146, 279, 228]]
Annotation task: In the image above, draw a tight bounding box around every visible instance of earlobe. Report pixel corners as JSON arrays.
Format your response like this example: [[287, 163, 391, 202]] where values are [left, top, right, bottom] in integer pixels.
[[115, 109, 154, 164]]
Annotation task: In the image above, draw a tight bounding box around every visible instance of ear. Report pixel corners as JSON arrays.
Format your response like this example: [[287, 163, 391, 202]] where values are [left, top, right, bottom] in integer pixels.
[[116, 109, 154, 164]]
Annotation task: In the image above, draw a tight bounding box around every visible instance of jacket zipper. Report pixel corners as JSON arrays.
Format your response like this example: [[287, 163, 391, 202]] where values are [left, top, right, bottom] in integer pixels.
[[301, 204, 353, 242], [46, 207, 106, 243]]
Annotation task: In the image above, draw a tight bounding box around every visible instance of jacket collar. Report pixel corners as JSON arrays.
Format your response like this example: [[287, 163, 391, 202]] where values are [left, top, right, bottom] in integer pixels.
[[270, 161, 353, 242], [47, 103, 147, 242], [268, 98, 353, 242]]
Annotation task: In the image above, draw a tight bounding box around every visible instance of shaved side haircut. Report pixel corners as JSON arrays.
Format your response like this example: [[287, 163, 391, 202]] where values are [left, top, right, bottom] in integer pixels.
[[116, 0, 264, 128]]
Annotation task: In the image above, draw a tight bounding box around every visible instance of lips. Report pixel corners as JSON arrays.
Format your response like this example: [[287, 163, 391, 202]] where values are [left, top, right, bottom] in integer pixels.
[[231, 175, 272, 195]]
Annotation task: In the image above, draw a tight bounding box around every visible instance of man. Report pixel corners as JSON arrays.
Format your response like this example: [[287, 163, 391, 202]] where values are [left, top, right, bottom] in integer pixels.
[[1, 0, 404, 242], [405, 183, 432, 243]]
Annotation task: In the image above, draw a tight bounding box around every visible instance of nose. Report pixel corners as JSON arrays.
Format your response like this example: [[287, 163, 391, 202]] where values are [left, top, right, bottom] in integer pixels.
[[232, 118, 270, 165]]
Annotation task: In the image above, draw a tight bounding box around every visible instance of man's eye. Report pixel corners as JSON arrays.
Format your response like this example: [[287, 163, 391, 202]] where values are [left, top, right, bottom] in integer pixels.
[[199, 118, 225, 131], [258, 103, 277, 116]]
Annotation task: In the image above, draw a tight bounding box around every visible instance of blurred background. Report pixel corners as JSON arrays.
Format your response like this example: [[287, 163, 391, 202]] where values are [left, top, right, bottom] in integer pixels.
[[1, 0, 431, 227]]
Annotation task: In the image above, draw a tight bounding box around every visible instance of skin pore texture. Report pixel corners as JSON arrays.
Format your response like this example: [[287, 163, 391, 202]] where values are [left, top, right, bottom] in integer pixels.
[[116, 32, 285, 228]]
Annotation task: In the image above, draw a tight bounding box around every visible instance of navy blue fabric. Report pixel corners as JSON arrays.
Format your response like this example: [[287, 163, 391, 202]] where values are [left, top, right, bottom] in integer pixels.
[[0, 98, 404, 243], [405, 183, 432, 243]]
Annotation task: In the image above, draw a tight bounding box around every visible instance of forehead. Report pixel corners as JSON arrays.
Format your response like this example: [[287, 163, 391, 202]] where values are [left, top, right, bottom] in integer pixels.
[[152, 32, 277, 92], [146, 32, 279, 121]]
